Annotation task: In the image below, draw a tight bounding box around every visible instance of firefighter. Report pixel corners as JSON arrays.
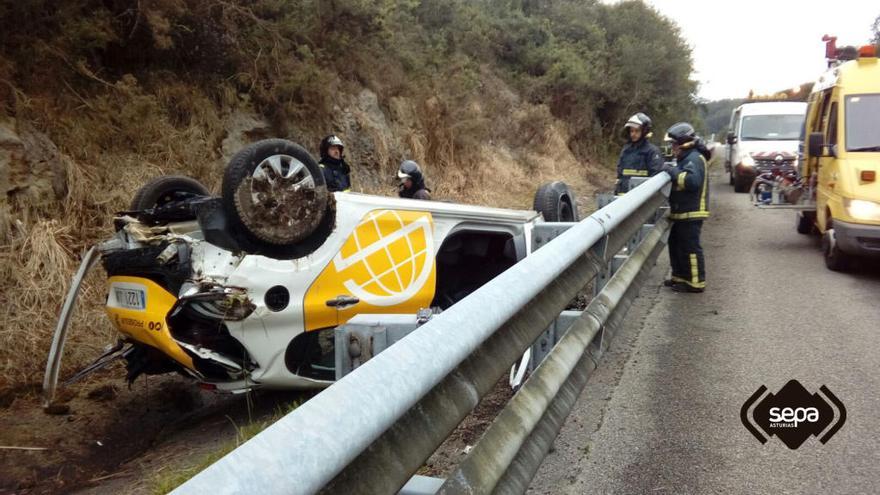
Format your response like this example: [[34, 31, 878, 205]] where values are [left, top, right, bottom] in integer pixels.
[[318, 134, 351, 192], [615, 113, 664, 194], [397, 160, 431, 200], [660, 122, 711, 293]]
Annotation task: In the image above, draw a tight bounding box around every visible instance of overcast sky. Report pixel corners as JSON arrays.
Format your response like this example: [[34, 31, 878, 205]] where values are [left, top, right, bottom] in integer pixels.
[[616, 0, 879, 101]]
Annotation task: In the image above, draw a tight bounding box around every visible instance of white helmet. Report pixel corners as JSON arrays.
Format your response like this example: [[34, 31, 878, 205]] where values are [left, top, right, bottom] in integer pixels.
[[623, 113, 653, 137]]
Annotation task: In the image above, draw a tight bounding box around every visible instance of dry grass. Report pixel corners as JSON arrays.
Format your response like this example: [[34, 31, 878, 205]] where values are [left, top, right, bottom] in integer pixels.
[[0, 205, 112, 391], [0, 76, 228, 392], [148, 399, 303, 494]]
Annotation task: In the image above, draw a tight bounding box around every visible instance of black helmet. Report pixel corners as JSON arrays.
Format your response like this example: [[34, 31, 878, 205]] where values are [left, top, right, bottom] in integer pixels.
[[664, 122, 697, 147], [624, 112, 652, 136], [397, 160, 423, 184], [319, 134, 345, 159]]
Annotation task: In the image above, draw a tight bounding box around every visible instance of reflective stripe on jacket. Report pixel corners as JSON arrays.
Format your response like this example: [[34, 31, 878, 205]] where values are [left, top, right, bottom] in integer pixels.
[[668, 148, 709, 220], [617, 139, 664, 179]]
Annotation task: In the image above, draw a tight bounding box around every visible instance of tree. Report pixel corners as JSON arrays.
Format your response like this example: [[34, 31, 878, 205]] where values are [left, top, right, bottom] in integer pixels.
[[872, 13, 880, 44]]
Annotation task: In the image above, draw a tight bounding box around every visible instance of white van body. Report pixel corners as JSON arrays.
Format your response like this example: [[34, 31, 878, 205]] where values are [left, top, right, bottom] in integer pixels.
[[725, 101, 807, 192]]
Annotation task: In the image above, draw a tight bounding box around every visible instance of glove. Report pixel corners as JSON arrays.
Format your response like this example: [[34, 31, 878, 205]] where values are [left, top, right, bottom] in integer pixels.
[[661, 162, 678, 179]]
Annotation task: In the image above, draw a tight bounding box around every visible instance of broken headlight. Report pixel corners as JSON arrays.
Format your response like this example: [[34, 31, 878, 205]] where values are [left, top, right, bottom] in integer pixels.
[[177, 284, 256, 321]]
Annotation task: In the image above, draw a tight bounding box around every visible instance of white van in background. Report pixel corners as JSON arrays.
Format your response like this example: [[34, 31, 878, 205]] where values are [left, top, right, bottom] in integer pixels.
[[724, 101, 808, 192]]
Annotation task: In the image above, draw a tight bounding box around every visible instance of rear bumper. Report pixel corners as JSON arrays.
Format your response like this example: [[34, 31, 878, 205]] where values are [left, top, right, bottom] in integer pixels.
[[735, 164, 797, 180], [834, 220, 880, 256]]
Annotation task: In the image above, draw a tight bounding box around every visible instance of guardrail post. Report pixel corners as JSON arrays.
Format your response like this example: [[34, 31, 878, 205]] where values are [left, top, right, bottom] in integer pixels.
[[531, 222, 577, 252], [596, 192, 617, 209], [591, 264, 610, 297], [335, 315, 428, 379], [529, 310, 582, 372]]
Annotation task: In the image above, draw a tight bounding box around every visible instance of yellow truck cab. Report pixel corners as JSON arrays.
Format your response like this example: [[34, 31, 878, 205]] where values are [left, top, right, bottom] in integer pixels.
[[801, 44, 880, 270]]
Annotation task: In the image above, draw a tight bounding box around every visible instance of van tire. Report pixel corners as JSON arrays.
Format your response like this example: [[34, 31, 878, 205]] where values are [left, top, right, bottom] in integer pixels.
[[222, 139, 331, 255], [822, 227, 849, 271], [796, 211, 815, 235], [733, 174, 750, 193], [534, 181, 578, 222], [130, 175, 210, 211]]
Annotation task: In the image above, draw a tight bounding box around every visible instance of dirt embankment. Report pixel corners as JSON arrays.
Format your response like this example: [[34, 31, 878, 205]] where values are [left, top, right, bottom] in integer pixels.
[[1, 369, 313, 494]]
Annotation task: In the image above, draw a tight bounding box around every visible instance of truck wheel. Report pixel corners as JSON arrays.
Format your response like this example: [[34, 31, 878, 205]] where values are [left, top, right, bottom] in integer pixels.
[[222, 139, 331, 250], [130, 175, 210, 210], [796, 211, 815, 235], [733, 173, 750, 193], [534, 181, 578, 222], [822, 227, 849, 271]]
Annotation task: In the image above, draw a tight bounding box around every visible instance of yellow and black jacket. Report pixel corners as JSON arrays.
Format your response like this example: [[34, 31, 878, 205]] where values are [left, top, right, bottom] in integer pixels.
[[667, 147, 709, 221]]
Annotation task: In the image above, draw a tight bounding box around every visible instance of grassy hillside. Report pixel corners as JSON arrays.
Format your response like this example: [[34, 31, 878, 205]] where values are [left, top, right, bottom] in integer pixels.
[[0, 0, 698, 393]]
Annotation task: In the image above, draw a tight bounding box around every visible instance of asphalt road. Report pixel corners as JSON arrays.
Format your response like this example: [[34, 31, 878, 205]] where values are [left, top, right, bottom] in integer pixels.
[[530, 166, 880, 494]]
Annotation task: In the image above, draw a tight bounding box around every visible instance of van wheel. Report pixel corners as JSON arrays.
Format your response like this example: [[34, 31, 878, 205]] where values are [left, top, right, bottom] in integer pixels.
[[733, 173, 750, 193], [822, 227, 849, 271], [222, 139, 331, 253], [534, 181, 578, 222], [796, 211, 815, 235], [130, 175, 210, 210]]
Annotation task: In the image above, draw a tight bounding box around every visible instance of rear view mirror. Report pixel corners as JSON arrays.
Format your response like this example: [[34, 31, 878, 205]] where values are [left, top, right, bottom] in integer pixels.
[[726, 132, 736, 145], [808, 132, 825, 157]]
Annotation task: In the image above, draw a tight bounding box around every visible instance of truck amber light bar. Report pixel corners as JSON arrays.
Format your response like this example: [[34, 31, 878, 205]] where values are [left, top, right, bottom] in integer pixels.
[[859, 45, 877, 58], [860, 170, 876, 182]]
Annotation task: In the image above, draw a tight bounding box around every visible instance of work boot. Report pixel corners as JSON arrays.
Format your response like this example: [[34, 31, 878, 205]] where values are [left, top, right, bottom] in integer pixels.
[[670, 282, 704, 293]]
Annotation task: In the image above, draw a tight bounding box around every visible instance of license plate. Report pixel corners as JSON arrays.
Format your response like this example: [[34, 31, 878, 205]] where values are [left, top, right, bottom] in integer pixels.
[[114, 288, 146, 310]]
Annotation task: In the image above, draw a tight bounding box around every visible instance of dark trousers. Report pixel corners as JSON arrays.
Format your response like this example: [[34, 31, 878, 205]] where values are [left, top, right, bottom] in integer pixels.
[[668, 220, 705, 289]]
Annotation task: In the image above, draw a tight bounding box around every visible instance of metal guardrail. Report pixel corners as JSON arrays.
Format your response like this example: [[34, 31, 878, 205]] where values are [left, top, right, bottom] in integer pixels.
[[173, 174, 672, 495]]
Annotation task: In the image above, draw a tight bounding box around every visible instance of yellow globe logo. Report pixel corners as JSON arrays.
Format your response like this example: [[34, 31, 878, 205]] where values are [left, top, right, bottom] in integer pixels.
[[332, 210, 435, 306]]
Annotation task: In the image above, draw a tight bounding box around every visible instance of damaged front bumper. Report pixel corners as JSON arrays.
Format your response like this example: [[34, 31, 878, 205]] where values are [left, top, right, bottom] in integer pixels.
[[42, 217, 259, 408]]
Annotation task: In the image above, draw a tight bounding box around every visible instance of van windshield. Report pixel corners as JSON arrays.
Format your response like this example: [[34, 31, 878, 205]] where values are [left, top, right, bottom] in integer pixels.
[[740, 114, 803, 141], [846, 95, 880, 152]]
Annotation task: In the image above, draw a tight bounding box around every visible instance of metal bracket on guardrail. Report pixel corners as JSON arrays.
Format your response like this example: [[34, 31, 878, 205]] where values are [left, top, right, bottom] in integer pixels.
[[596, 192, 617, 209], [590, 233, 610, 263], [335, 314, 432, 379], [528, 310, 582, 373], [531, 222, 577, 251], [592, 254, 628, 297]]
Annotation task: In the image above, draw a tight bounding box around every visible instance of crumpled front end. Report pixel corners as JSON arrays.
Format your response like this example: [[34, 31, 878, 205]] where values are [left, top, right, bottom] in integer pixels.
[[100, 215, 258, 387]]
